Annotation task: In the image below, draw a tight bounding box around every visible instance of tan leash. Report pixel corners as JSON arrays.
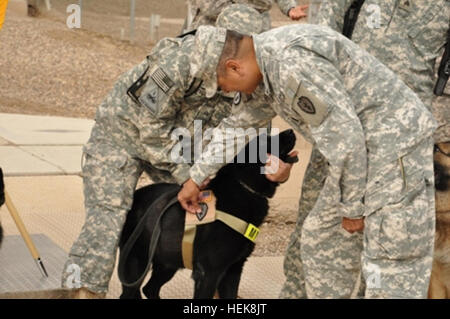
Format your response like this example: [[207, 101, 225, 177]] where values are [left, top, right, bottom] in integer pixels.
[[4, 190, 48, 278]]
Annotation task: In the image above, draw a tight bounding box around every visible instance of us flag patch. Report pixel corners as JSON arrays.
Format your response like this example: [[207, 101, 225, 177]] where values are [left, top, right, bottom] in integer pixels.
[[150, 67, 174, 93]]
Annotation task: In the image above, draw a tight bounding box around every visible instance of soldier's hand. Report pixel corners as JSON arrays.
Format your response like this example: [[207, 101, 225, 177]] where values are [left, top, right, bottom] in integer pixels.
[[342, 217, 365, 234], [178, 178, 202, 214], [288, 5, 309, 20], [265, 151, 299, 183]]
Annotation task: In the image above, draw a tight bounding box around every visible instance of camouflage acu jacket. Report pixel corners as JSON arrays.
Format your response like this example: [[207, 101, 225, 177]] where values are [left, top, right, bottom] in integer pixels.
[[190, 25, 437, 218]]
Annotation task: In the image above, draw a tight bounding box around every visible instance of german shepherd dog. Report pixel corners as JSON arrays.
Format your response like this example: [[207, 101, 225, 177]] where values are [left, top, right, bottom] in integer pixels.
[[0, 168, 5, 247], [429, 142, 450, 298], [119, 129, 297, 299]]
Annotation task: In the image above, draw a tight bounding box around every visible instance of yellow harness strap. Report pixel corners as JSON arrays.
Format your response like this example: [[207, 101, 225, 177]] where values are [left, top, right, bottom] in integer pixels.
[[215, 211, 260, 242], [181, 191, 260, 269]]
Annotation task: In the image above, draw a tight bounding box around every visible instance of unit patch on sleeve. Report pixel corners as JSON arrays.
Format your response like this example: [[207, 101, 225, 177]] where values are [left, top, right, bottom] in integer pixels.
[[135, 64, 175, 116], [297, 96, 316, 114]]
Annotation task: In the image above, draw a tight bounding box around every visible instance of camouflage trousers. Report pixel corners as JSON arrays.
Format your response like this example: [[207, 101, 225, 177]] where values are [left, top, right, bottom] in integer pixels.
[[432, 94, 450, 144], [61, 143, 175, 294], [281, 137, 435, 298]]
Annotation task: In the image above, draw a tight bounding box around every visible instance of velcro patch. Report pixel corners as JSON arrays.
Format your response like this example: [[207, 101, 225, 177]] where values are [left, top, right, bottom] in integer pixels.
[[150, 67, 174, 93], [289, 78, 329, 127], [138, 81, 163, 115], [185, 190, 217, 226]]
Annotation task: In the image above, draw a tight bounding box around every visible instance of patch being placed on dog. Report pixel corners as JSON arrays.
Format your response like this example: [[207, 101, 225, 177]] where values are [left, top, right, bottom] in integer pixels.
[[185, 190, 217, 226]]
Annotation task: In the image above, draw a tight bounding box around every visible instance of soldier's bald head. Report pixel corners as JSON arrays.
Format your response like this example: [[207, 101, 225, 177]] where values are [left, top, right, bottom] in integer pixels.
[[217, 30, 247, 77], [215, 30, 262, 95]]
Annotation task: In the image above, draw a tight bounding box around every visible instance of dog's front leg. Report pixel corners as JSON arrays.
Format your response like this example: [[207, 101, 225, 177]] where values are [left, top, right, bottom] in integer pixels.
[[120, 284, 143, 299], [193, 269, 222, 299], [217, 260, 245, 299]]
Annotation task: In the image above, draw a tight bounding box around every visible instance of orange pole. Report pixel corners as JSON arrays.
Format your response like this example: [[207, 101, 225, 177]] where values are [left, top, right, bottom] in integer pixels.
[[4, 190, 48, 277], [0, 0, 9, 30]]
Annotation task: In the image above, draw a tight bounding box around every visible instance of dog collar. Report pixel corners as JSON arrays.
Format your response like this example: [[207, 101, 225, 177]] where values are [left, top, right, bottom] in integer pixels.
[[238, 179, 266, 197]]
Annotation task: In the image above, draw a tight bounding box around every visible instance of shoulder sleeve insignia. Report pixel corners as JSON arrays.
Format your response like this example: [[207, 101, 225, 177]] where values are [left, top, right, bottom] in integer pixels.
[[297, 96, 316, 114], [288, 77, 329, 127], [139, 85, 160, 115], [127, 63, 176, 116]]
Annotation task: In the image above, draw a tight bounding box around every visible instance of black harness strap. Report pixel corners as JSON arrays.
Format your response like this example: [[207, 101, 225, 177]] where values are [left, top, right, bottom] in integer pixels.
[[118, 187, 180, 287], [343, 0, 366, 39], [434, 28, 450, 96]]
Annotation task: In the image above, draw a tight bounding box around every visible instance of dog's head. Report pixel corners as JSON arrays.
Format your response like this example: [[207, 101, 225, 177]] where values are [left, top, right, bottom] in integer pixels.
[[230, 129, 297, 198], [434, 143, 450, 192]]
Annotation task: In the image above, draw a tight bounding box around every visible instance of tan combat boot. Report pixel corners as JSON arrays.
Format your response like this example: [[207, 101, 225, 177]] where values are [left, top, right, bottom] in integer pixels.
[[73, 287, 106, 299]]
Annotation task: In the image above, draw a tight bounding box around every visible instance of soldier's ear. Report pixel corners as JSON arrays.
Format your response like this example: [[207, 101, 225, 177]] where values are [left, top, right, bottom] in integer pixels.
[[225, 59, 242, 75]]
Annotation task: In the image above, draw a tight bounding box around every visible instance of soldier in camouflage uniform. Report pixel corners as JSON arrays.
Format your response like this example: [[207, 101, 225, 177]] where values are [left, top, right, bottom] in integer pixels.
[[187, 0, 308, 32], [281, 0, 450, 298], [178, 24, 437, 298], [60, 5, 266, 297]]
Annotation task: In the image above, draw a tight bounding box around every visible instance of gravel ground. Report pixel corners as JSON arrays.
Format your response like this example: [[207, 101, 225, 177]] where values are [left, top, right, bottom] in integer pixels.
[[0, 10, 149, 119], [0, 4, 300, 257]]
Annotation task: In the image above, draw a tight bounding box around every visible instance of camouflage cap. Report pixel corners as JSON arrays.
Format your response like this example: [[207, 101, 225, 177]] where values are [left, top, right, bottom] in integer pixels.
[[216, 4, 264, 35], [191, 25, 227, 98]]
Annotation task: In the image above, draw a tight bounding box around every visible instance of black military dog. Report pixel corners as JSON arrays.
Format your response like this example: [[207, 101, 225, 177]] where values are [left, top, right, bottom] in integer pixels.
[[0, 168, 5, 247], [119, 129, 296, 299]]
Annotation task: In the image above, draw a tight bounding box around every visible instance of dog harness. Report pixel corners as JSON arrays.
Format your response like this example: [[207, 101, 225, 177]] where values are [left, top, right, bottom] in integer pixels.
[[118, 188, 261, 287], [182, 190, 260, 269]]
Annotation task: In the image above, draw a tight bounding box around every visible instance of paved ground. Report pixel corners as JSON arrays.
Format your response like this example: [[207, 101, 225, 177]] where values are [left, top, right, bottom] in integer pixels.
[[1, 2, 311, 299], [0, 112, 310, 298]]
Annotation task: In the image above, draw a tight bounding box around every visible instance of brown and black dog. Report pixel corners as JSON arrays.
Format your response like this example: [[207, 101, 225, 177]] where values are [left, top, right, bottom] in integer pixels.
[[429, 142, 450, 298]]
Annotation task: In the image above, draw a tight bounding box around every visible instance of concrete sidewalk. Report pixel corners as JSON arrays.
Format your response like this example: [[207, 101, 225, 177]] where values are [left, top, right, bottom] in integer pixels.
[[0, 113, 93, 176], [0, 112, 306, 299]]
